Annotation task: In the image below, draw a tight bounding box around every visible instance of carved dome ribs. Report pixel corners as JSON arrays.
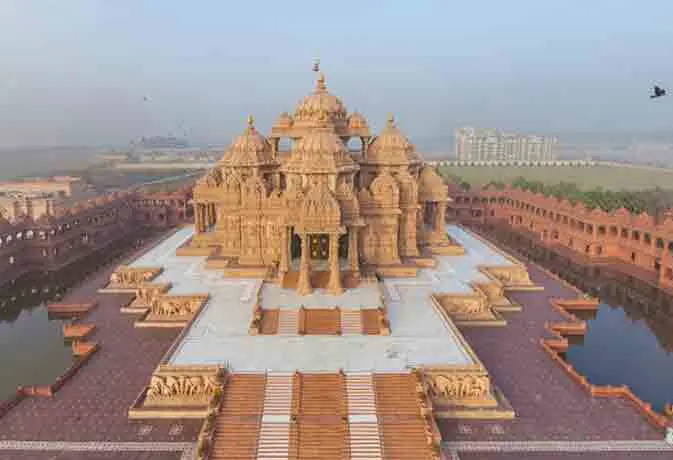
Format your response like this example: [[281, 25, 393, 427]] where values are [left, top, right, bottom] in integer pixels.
[[284, 124, 356, 174], [220, 116, 275, 167], [367, 115, 420, 166]]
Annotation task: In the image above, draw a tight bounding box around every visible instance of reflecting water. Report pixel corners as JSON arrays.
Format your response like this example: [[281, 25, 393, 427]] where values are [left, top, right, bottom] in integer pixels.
[[0, 230, 156, 401], [477, 226, 673, 413], [566, 301, 673, 412], [0, 298, 73, 399]]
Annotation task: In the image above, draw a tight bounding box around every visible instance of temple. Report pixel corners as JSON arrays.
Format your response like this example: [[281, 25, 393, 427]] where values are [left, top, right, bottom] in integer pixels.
[[184, 72, 452, 292], [95, 70, 546, 459]]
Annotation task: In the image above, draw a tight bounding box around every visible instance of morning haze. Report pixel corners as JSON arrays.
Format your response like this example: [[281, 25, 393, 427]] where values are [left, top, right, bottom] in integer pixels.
[[0, 0, 671, 152]]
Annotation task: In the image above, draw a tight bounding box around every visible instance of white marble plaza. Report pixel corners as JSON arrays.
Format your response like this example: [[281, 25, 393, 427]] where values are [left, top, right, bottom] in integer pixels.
[[129, 225, 518, 372]]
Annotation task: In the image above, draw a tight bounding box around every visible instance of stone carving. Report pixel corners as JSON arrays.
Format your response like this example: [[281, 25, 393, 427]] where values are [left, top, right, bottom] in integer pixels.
[[146, 374, 221, 405], [108, 266, 161, 289], [483, 266, 533, 287], [427, 373, 490, 401], [150, 295, 208, 319]]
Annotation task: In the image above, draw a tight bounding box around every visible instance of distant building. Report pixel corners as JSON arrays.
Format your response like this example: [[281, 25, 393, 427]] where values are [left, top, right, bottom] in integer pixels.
[[0, 176, 97, 222], [455, 127, 557, 163]]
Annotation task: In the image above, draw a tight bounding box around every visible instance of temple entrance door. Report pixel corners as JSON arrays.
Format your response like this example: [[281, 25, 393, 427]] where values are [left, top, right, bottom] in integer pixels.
[[309, 234, 330, 260]]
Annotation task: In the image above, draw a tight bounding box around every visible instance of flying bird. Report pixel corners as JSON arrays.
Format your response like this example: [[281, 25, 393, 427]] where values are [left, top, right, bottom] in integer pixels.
[[650, 85, 667, 99]]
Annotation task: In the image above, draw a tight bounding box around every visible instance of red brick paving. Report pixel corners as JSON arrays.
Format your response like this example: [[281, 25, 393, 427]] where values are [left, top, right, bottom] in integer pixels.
[[0, 231, 201, 456], [439, 263, 664, 444]]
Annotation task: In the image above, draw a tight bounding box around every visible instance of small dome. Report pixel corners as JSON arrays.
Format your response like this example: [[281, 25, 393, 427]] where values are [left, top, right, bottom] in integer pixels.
[[418, 166, 448, 202], [367, 115, 419, 165], [285, 120, 353, 173], [221, 116, 274, 167], [294, 73, 347, 125], [273, 112, 293, 129], [347, 112, 368, 129]]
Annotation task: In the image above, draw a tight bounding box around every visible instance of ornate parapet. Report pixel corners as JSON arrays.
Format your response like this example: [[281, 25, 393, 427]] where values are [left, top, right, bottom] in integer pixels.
[[137, 293, 209, 327], [129, 365, 225, 418], [420, 367, 497, 409], [480, 264, 539, 291], [145, 367, 223, 407], [431, 292, 503, 326], [122, 282, 172, 313], [105, 265, 163, 291]]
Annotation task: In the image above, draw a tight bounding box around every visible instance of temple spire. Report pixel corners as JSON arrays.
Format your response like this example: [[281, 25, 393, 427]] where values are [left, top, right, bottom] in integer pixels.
[[247, 114, 255, 131], [387, 113, 396, 128]]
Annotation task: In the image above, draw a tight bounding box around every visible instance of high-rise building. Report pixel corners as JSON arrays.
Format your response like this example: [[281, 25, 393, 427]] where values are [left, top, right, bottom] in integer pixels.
[[455, 127, 557, 162]]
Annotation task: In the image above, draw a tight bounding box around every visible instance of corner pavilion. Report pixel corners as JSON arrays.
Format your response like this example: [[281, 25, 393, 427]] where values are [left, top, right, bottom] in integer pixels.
[[105, 70, 538, 459]]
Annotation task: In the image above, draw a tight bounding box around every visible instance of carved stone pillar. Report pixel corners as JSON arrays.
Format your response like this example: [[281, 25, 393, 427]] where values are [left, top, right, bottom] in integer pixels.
[[209, 204, 216, 226], [437, 202, 446, 230], [279, 227, 290, 274], [204, 203, 211, 229], [348, 227, 359, 273], [296, 233, 312, 295], [326, 233, 343, 295], [195, 204, 203, 233], [433, 202, 444, 233]]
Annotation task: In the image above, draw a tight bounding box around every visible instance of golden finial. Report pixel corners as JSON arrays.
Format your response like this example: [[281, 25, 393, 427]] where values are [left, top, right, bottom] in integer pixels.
[[247, 114, 255, 130], [387, 113, 395, 127]]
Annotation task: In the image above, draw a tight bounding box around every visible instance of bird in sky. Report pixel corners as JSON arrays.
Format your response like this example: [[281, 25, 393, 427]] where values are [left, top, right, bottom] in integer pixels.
[[650, 85, 667, 99]]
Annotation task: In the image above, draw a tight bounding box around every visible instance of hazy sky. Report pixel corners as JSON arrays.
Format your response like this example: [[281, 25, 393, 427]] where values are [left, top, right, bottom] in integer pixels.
[[0, 0, 672, 149]]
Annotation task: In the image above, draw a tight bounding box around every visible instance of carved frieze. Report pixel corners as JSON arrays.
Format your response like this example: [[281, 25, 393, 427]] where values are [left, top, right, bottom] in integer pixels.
[[481, 265, 534, 288], [422, 369, 494, 407], [149, 294, 209, 319], [144, 368, 223, 406], [108, 266, 162, 289]]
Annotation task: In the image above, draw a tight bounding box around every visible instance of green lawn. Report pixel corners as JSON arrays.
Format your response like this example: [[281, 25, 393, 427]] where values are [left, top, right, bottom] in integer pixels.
[[437, 165, 673, 191]]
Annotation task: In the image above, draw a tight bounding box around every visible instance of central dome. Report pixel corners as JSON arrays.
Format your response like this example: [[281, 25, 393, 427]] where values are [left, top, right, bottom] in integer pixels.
[[293, 73, 347, 126]]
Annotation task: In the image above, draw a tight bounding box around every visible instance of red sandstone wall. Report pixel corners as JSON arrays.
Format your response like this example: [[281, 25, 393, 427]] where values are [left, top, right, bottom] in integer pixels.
[[447, 185, 673, 290]]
